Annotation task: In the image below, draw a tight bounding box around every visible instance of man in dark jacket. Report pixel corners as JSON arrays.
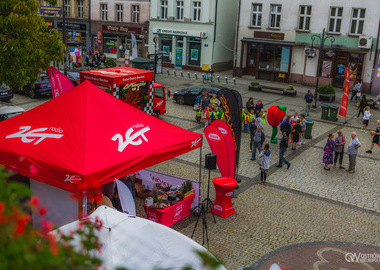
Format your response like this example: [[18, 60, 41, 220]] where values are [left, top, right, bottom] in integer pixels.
[[277, 130, 291, 169], [280, 117, 292, 137], [251, 126, 265, 160]]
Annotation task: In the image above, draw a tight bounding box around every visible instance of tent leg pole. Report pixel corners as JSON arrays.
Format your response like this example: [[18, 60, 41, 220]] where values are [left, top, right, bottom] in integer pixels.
[[198, 146, 202, 205], [82, 191, 87, 218]]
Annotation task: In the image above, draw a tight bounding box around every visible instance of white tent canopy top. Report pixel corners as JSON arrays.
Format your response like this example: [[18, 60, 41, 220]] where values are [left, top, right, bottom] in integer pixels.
[[55, 206, 226, 270]]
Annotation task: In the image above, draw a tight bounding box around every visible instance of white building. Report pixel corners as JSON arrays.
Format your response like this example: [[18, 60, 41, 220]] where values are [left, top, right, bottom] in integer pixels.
[[149, 0, 239, 71], [235, 0, 380, 93], [91, 0, 151, 59]]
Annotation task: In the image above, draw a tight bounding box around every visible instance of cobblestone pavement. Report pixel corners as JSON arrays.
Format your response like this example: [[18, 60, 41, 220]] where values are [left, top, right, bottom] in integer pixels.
[[3, 72, 380, 269]]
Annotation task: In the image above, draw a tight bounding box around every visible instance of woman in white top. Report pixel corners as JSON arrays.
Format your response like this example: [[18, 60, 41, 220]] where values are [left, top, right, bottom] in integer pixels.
[[259, 144, 271, 184]]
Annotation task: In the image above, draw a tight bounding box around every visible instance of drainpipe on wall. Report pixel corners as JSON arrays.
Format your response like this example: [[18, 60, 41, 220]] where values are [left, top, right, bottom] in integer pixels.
[[233, 0, 241, 77], [88, 0, 91, 55]]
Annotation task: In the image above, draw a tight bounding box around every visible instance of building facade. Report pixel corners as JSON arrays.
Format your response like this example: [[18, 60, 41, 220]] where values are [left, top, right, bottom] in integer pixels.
[[235, 0, 380, 93], [40, 0, 91, 59], [91, 0, 150, 60], [149, 0, 238, 71]]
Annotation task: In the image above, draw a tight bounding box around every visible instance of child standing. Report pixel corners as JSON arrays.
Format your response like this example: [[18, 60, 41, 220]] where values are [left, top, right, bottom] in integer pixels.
[[249, 119, 257, 152], [362, 106, 373, 133], [216, 106, 224, 121], [195, 105, 202, 124], [299, 114, 306, 145], [243, 109, 249, 132], [290, 112, 299, 127], [254, 100, 264, 118], [291, 119, 302, 150], [204, 106, 210, 127], [256, 112, 264, 129], [258, 144, 271, 184]]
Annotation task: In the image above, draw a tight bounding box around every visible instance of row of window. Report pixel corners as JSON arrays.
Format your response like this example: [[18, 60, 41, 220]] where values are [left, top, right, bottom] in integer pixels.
[[62, 1, 140, 23], [160, 0, 201, 22], [63, 0, 84, 18], [100, 4, 140, 23], [251, 4, 365, 35]]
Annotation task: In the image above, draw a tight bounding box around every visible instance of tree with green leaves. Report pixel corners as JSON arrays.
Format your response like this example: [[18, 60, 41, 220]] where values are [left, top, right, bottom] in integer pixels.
[[0, 0, 65, 88]]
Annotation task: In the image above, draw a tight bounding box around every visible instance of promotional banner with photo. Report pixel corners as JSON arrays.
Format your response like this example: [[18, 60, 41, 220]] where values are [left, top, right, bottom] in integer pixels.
[[134, 170, 200, 208]]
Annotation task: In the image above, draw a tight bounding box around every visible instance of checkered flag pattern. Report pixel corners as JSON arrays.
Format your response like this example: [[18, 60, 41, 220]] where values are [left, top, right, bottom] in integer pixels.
[[113, 84, 119, 99], [143, 81, 154, 115]]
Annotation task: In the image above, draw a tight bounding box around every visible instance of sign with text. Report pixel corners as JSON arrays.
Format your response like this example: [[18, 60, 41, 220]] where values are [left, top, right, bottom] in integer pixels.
[[102, 24, 142, 34], [97, 31, 102, 44], [254, 31, 284, 40], [40, 6, 62, 15], [153, 28, 208, 39]]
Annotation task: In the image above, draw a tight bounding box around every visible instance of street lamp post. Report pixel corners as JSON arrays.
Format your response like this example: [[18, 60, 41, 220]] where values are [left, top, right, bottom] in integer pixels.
[[310, 28, 335, 108], [62, 0, 67, 75]]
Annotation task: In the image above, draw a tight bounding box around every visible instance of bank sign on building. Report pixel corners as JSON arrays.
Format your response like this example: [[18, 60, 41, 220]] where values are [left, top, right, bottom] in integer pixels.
[[235, 0, 380, 93], [149, 0, 238, 71]]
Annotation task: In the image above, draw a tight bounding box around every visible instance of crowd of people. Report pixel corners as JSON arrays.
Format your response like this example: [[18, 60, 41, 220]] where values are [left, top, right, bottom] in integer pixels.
[[194, 90, 379, 181]]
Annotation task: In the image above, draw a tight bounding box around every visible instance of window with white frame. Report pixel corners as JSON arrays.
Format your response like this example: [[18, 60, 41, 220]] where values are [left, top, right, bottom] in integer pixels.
[[251, 4, 262, 27], [270, 5, 281, 28], [77, 0, 83, 18], [132, 5, 140, 23], [298, 6, 311, 30], [176, 1, 184, 21], [101, 4, 108, 21], [350, 8, 365, 34], [63, 0, 70, 17], [193, 1, 201, 22], [160, 0, 168, 20], [116, 4, 123, 22], [328, 7, 343, 33]]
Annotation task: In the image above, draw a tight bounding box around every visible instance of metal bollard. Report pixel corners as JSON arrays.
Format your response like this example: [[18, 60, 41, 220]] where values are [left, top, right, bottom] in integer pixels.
[[187, 72, 191, 79], [217, 76, 220, 83], [233, 78, 236, 85], [173, 70, 177, 76], [180, 71, 184, 77], [167, 69, 170, 76], [225, 77, 228, 84], [195, 73, 198, 80]]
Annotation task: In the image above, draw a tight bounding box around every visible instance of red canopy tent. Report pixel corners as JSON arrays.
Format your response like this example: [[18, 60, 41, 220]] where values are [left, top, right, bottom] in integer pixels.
[[0, 81, 203, 193]]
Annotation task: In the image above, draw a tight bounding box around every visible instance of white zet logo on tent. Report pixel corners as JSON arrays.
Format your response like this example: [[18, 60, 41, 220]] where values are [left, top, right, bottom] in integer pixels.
[[6, 126, 64, 145], [112, 126, 150, 152], [64, 175, 82, 184]]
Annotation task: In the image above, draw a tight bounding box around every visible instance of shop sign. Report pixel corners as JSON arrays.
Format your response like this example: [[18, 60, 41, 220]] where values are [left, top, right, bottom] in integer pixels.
[[102, 24, 142, 35], [153, 28, 208, 39], [278, 73, 286, 79], [202, 64, 210, 71], [97, 31, 102, 44], [40, 6, 62, 15], [254, 31, 284, 40], [57, 22, 87, 31]]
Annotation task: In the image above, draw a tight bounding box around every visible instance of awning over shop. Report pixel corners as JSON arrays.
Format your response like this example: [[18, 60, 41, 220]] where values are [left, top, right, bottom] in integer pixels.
[[241, 38, 295, 46]]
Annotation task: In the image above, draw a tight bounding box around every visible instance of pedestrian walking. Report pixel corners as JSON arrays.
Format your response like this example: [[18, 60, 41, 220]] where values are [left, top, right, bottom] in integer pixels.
[[304, 90, 313, 116], [323, 133, 335, 171], [276, 130, 291, 169], [361, 106, 373, 133], [251, 126, 265, 161], [366, 120, 380, 153], [258, 144, 271, 184], [333, 130, 346, 169], [355, 95, 368, 118], [347, 132, 361, 173], [350, 80, 359, 101], [291, 119, 302, 150]]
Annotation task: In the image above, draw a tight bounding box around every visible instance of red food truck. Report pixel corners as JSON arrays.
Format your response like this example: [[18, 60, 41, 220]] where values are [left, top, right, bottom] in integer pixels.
[[80, 67, 170, 117]]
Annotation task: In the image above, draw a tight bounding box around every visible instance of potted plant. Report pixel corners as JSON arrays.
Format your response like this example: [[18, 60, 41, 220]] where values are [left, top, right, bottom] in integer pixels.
[[248, 81, 262, 91], [283, 84, 297, 96], [318, 84, 336, 102], [182, 180, 194, 198]]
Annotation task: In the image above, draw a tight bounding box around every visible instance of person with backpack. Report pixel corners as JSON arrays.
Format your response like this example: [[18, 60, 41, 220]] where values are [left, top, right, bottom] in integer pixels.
[[304, 90, 313, 116]]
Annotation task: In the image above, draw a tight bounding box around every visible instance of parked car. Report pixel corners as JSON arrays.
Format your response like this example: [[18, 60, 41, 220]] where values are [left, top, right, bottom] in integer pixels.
[[173, 85, 222, 105], [0, 83, 14, 102], [0, 105, 25, 121], [14, 73, 52, 99]]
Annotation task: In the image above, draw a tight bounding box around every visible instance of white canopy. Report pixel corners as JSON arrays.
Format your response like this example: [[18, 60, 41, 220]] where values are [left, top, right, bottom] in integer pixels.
[[56, 206, 225, 270]]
